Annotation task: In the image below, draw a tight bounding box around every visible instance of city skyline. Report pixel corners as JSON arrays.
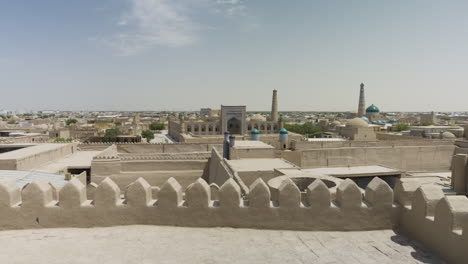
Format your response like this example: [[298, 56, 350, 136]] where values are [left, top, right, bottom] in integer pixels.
[[1, 0, 468, 112]]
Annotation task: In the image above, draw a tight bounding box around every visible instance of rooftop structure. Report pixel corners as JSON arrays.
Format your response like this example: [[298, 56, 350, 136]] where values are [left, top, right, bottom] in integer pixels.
[[0, 170, 69, 188], [357, 83, 366, 117], [271, 89, 279, 122]]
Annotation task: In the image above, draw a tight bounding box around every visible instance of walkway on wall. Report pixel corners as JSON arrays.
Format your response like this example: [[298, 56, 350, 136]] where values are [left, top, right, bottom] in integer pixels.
[[0, 226, 444, 264]]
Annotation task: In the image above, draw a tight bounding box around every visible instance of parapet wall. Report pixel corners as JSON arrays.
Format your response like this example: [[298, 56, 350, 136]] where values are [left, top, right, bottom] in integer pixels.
[[285, 145, 455, 171], [0, 176, 398, 231], [291, 139, 455, 150], [397, 184, 468, 264], [0, 143, 77, 170], [79, 142, 223, 153]]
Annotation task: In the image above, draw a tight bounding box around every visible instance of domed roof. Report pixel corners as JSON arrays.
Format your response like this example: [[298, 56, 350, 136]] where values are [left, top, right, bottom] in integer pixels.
[[366, 104, 380, 113], [360, 117, 369, 122], [442, 131, 456, 138], [331, 120, 341, 126], [249, 114, 266, 122], [251, 128, 260, 134], [279, 128, 288, 134], [346, 118, 369, 128]]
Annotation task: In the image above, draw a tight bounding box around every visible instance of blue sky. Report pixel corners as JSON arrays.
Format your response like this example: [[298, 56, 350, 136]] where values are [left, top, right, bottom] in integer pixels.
[[1, 0, 468, 112]]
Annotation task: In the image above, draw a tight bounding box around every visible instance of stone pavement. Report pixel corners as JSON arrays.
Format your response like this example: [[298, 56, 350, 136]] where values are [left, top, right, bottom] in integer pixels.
[[0, 226, 445, 264]]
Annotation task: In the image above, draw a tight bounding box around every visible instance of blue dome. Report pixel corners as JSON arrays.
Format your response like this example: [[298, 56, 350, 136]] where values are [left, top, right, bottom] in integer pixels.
[[279, 128, 288, 134], [372, 121, 378, 124], [366, 104, 380, 113], [360, 117, 369, 121], [251, 128, 260, 134], [390, 119, 397, 122]]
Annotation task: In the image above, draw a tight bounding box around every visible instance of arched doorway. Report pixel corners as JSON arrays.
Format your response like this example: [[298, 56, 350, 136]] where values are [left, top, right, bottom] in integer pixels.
[[227, 117, 242, 134]]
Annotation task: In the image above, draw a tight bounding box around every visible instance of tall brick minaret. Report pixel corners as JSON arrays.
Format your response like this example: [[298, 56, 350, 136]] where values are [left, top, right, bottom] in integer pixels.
[[357, 83, 366, 117], [271, 90, 278, 122]]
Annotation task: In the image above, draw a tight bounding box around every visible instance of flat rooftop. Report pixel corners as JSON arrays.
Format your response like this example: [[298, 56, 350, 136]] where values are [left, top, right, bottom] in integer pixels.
[[278, 165, 403, 178], [0, 170, 67, 188], [227, 158, 297, 172], [232, 140, 274, 149], [0, 226, 444, 264], [0, 143, 71, 160], [35, 150, 100, 174]]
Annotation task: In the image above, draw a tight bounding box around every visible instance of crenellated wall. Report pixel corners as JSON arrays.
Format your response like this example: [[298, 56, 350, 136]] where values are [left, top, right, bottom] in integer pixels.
[[397, 184, 468, 264], [0, 176, 398, 231]]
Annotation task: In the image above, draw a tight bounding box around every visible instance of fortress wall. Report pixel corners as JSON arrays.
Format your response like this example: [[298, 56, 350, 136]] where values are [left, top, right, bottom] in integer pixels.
[[237, 171, 276, 187], [376, 133, 425, 140], [0, 176, 398, 231], [454, 141, 468, 156], [14, 143, 77, 171], [118, 144, 164, 153], [208, 148, 233, 187], [91, 145, 210, 189], [91, 145, 122, 176], [297, 145, 455, 171], [120, 160, 207, 171], [279, 150, 302, 167], [291, 139, 454, 150], [397, 184, 468, 264], [92, 171, 203, 190], [230, 148, 276, 159], [79, 143, 223, 153], [0, 160, 16, 170], [93, 145, 118, 159]]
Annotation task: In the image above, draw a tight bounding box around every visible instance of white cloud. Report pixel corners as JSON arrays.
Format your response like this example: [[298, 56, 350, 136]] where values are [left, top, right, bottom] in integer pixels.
[[216, 0, 242, 4], [99, 0, 254, 56], [101, 0, 198, 56]]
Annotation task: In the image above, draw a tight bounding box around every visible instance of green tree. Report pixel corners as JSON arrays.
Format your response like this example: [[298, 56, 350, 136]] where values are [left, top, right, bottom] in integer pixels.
[[141, 130, 155, 142], [7, 120, 16, 125], [421, 122, 434, 126], [66, 119, 78, 126], [395, 123, 409, 132], [114, 121, 122, 126], [149, 122, 165, 131], [103, 128, 121, 142], [284, 122, 322, 138]]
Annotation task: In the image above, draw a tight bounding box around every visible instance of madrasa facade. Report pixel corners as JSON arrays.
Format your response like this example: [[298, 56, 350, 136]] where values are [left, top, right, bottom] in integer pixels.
[[168, 90, 289, 142]]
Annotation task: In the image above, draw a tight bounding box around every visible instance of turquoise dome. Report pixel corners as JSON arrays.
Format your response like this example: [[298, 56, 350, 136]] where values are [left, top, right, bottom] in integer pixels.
[[360, 117, 369, 121], [279, 128, 288, 134], [366, 104, 380, 113], [251, 128, 260, 134]]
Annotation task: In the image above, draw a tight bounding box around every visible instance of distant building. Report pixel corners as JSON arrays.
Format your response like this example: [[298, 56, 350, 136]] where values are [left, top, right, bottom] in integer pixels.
[[168, 90, 287, 142], [200, 108, 212, 117], [337, 118, 377, 141], [420, 112, 438, 125]]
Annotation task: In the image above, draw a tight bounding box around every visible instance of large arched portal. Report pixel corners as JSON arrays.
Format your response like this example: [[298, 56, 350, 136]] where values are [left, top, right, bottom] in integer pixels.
[[227, 117, 242, 134]]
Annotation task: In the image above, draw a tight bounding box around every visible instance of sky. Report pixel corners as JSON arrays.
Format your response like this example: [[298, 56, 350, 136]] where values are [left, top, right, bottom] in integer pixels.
[[1, 0, 468, 112]]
